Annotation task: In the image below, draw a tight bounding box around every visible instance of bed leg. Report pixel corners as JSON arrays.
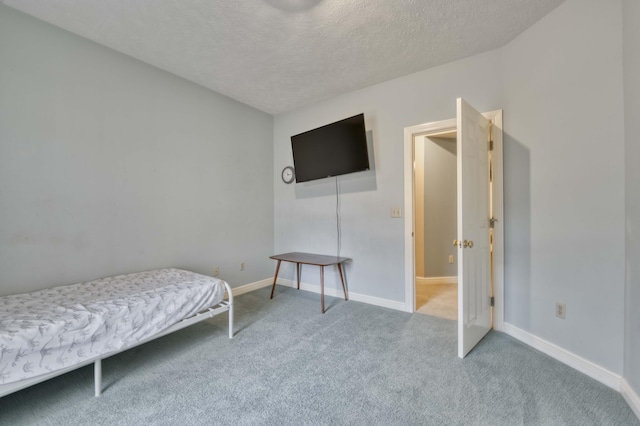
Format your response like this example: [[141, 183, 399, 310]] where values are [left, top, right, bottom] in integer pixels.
[[224, 281, 234, 339], [229, 302, 234, 339], [94, 359, 102, 397]]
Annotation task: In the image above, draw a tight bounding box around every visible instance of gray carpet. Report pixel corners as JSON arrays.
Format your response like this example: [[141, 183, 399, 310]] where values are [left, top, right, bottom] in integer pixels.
[[0, 286, 637, 426]]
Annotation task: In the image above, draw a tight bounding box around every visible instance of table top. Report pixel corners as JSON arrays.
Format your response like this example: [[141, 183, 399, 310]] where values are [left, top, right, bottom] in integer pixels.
[[270, 252, 351, 266]]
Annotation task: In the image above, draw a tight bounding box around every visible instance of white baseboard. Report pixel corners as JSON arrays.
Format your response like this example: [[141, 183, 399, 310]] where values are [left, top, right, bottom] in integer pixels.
[[502, 322, 622, 391], [622, 379, 640, 421], [227, 278, 407, 312], [228, 278, 273, 297], [416, 276, 457, 285], [276, 278, 407, 312]]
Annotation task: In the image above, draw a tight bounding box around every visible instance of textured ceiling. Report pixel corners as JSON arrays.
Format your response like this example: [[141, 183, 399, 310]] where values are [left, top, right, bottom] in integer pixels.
[[2, 0, 565, 114]]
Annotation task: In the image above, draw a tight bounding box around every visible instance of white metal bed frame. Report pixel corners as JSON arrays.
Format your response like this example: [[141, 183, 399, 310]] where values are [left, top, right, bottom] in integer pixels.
[[0, 281, 234, 398]]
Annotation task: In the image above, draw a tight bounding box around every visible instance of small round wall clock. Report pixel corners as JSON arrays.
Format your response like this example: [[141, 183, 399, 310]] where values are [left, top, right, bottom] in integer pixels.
[[281, 166, 295, 184]]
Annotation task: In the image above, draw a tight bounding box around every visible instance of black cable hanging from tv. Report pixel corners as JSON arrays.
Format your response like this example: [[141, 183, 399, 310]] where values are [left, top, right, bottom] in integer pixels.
[[336, 176, 341, 259]]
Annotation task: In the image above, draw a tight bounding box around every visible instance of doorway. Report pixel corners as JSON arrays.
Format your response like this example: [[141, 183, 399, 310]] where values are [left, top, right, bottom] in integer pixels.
[[414, 133, 458, 321], [403, 99, 504, 358]]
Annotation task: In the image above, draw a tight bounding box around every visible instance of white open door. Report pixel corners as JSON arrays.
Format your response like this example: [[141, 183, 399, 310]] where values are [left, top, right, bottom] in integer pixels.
[[457, 98, 492, 358]]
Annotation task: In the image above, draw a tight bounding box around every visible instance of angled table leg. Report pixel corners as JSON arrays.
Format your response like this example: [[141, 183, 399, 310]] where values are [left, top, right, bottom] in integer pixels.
[[321, 265, 325, 313], [270, 260, 282, 299], [338, 263, 348, 301]]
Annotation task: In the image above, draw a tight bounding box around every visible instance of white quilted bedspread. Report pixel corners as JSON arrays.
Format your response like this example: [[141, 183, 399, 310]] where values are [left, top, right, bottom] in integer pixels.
[[0, 269, 226, 385]]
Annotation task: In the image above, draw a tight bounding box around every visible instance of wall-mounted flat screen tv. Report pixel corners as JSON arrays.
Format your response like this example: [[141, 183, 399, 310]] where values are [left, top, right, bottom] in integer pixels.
[[291, 113, 369, 183]]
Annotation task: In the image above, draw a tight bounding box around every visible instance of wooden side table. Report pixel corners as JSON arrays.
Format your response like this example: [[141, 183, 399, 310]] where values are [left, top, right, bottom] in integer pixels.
[[269, 252, 350, 313]]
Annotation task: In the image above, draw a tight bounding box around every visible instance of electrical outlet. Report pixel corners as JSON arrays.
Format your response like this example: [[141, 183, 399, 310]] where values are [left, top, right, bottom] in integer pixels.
[[240, 262, 245, 271], [449, 255, 454, 264], [555, 302, 566, 319], [391, 207, 402, 218], [213, 266, 220, 277]]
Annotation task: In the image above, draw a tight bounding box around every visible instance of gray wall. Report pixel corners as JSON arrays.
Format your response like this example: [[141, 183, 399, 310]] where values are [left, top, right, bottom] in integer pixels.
[[423, 137, 457, 278], [274, 51, 503, 301], [274, 0, 627, 374], [0, 6, 274, 295], [623, 0, 640, 398], [501, 0, 625, 374]]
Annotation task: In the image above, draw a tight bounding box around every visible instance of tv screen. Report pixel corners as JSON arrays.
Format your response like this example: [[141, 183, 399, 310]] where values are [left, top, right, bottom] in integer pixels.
[[291, 114, 369, 183]]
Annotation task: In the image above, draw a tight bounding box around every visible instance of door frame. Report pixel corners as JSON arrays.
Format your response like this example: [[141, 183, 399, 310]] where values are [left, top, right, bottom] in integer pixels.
[[403, 110, 504, 332]]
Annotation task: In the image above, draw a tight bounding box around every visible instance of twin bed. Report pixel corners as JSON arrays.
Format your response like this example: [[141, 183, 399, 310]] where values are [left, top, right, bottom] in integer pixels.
[[0, 268, 233, 398]]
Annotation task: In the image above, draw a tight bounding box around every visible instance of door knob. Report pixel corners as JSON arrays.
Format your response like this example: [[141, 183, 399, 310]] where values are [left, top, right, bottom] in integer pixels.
[[453, 239, 461, 248], [463, 240, 474, 248]]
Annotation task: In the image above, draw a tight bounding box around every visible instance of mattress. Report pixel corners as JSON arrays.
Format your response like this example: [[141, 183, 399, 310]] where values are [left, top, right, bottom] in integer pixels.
[[0, 268, 226, 385]]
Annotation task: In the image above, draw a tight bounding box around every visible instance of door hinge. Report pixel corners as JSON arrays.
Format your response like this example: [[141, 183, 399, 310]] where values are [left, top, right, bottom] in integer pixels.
[[490, 296, 495, 307], [488, 122, 494, 151], [489, 217, 498, 228]]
